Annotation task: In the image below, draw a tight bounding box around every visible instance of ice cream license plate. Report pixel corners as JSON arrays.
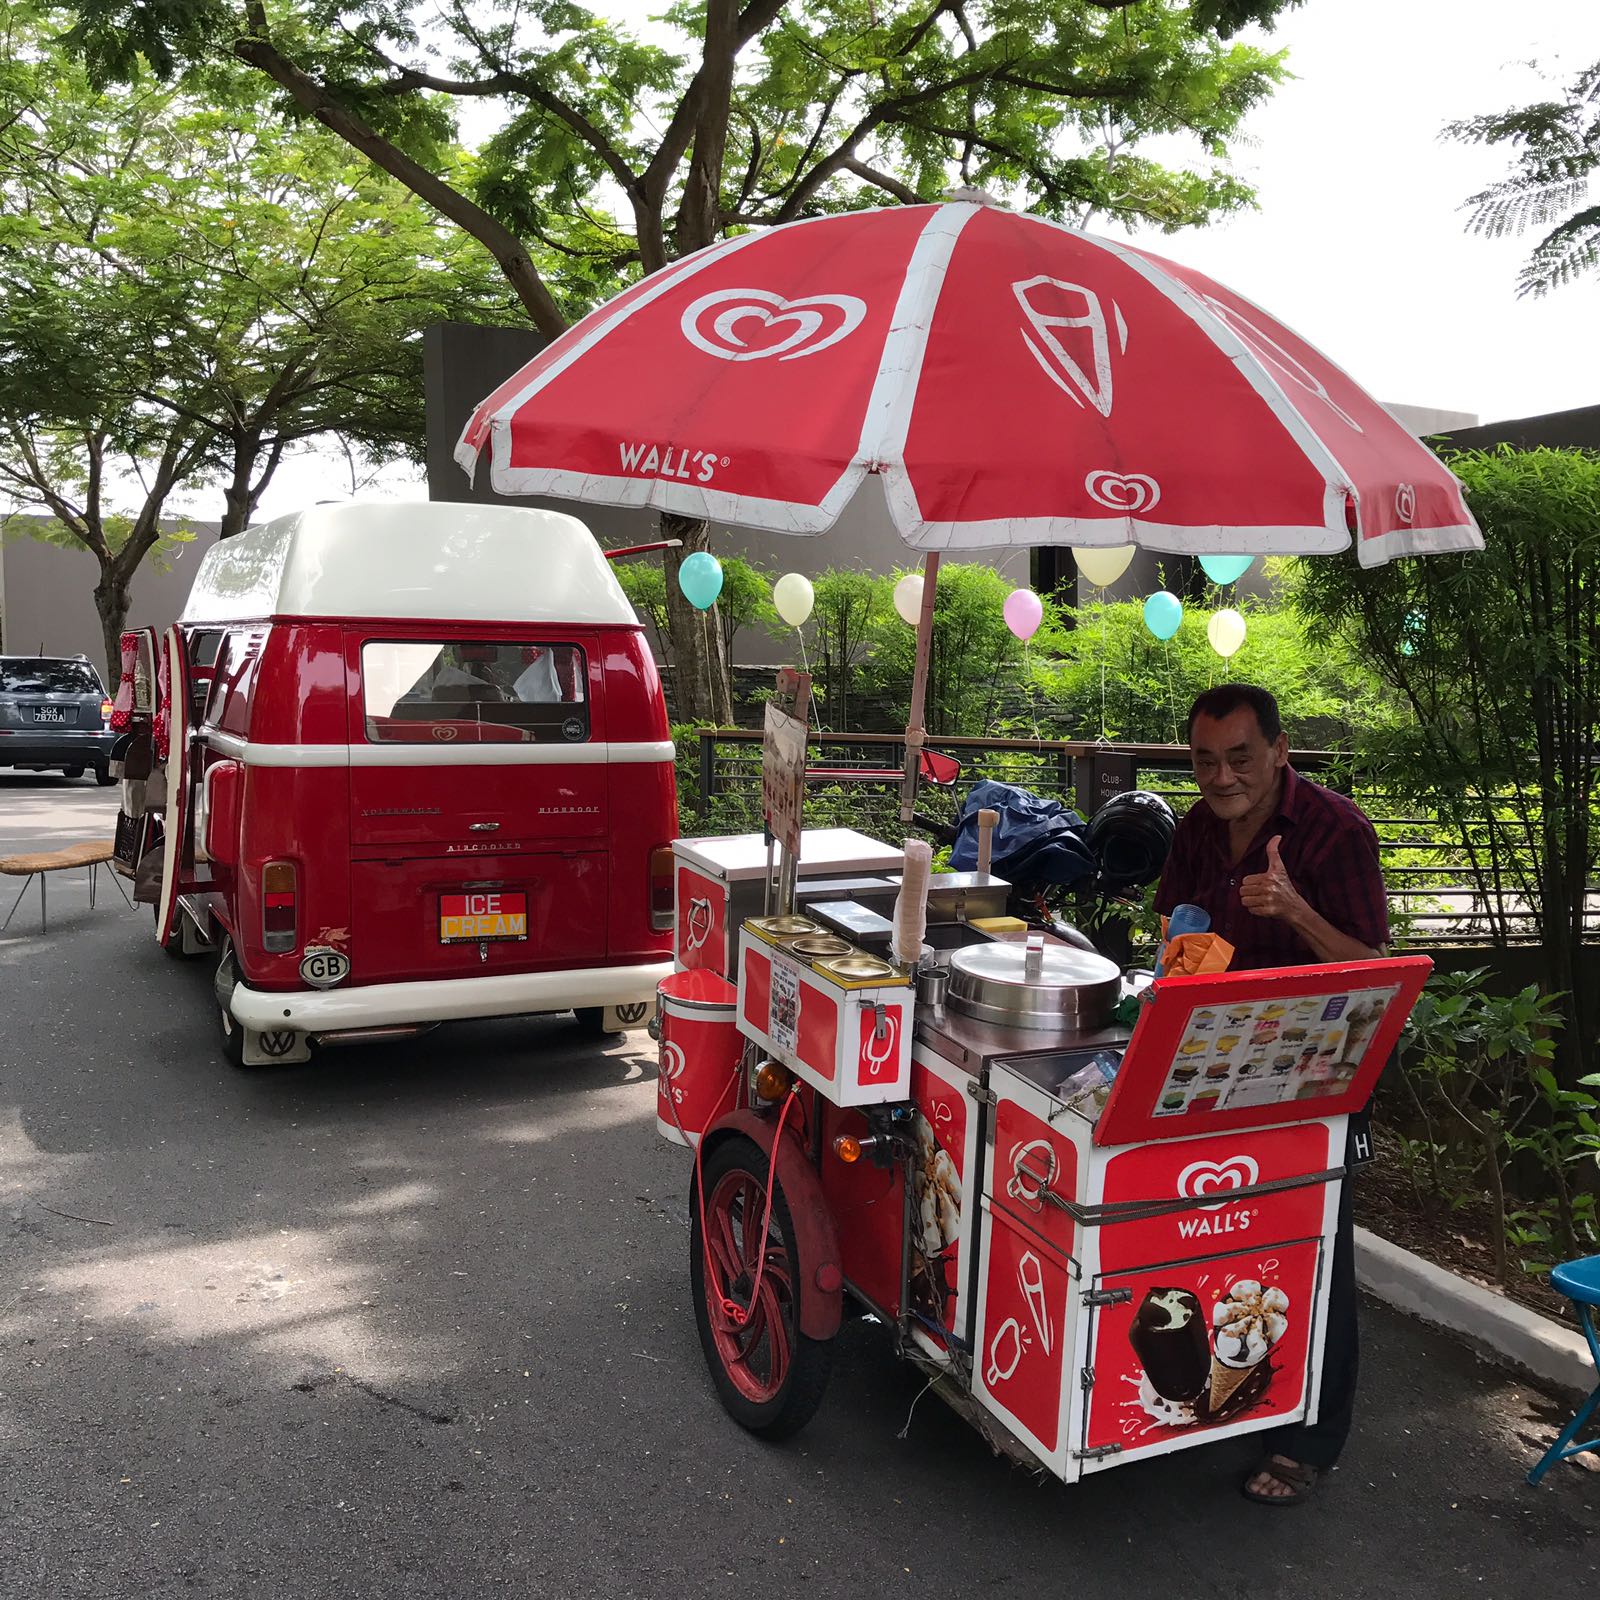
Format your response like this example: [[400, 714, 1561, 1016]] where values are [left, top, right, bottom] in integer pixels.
[[439, 892, 527, 943]]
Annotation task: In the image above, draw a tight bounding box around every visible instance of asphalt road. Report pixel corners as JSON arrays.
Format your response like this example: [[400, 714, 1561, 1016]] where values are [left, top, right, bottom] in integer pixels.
[[1, 777, 1595, 1598]]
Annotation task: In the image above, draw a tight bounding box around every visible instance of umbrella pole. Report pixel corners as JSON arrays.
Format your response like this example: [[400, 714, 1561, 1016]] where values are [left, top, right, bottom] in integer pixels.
[[900, 552, 941, 824]]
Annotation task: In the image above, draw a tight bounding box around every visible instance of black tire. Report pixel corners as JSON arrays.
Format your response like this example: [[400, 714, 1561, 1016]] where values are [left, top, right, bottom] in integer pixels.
[[63, 765, 84, 779], [690, 1133, 833, 1440], [94, 764, 115, 787], [574, 1006, 619, 1038], [214, 943, 246, 1068]]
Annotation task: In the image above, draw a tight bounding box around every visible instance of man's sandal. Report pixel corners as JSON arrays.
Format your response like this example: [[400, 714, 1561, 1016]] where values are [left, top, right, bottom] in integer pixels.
[[1241, 1456, 1321, 1507]]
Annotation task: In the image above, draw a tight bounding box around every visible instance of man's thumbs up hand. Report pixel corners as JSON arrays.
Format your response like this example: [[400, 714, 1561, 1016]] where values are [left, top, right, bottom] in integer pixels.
[[1241, 833, 1304, 922]]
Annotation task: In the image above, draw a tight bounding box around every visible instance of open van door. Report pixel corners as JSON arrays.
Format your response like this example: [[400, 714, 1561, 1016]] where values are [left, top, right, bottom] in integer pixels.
[[111, 626, 162, 886], [154, 624, 195, 951]]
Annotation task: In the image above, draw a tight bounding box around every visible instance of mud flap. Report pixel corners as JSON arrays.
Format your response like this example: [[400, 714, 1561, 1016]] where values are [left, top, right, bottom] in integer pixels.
[[242, 1026, 313, 1066], [603, 998, 656, 1032]]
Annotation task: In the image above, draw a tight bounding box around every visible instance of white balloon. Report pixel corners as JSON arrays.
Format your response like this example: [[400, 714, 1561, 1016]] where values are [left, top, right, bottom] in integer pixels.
[[893, 573, 925, 626], [773, 572, 815, 628], [1207, 608, 1247, 659], [1071, 545, 1136, 588]]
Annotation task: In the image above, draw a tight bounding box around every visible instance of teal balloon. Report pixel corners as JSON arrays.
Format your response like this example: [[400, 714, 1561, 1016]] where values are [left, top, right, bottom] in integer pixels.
[[1143, 591, 1183, 641], [1399, 606, 1426, 657], [678, 551, 724, 610], [1199, 554, 1256, 585]]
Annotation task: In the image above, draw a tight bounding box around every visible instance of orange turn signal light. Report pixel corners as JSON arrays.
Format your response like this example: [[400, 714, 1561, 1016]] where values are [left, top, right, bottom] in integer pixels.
[[832, 1133, 863, 1164], [754, 1062, 793, 1103]]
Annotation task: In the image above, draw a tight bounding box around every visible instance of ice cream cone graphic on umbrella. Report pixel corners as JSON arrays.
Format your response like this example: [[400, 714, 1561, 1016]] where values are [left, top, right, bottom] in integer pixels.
[[1207, 1280, 1289, 1416]]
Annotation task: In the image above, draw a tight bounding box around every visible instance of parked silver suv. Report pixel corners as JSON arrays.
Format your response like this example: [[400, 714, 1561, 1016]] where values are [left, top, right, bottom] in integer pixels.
[[0, 655, 117, 783]]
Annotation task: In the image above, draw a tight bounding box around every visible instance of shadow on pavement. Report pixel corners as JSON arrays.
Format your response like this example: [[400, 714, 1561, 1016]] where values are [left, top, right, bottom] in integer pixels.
[[0, 881, 1594, 1599]]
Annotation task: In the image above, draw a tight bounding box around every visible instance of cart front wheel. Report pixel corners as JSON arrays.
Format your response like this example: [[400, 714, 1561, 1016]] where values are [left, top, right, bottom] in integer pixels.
[[691, 1134, 832, 1440]]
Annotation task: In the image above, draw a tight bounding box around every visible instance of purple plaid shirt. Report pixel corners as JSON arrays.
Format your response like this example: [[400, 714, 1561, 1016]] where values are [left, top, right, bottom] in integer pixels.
[[1154, 765, 1389, 971]]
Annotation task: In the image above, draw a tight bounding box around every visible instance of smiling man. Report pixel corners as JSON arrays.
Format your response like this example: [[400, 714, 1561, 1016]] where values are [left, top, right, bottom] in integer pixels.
[[1155, 682, 1388, 1509]]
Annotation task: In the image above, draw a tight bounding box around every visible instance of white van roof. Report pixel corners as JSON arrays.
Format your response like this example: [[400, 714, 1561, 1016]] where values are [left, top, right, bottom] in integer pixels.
[[180, 501, 640, 628]]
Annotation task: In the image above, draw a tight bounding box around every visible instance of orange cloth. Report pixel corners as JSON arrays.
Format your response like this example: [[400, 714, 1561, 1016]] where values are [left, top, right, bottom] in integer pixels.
[[1159, 932, 1235, 976]]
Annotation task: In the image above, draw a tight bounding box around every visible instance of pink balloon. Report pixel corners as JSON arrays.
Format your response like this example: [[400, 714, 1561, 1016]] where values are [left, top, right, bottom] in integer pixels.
[[1003, 587, 1043, 642]]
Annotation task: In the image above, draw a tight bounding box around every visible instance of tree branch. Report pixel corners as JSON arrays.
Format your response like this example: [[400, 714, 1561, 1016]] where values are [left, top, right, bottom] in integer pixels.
[[232, 11, 567, 336], [840, 156, 922, 203]]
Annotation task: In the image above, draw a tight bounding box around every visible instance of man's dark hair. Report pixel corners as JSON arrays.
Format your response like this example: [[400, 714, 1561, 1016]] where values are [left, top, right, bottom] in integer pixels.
[[1186, 683, 1283, 744]]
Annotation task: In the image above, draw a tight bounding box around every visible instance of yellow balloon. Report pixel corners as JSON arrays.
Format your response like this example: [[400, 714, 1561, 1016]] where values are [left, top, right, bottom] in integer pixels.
[[1207, 608, 1247, 659], [893, 573, 925, 626], [773, 572, 814, 628], [1071, 545, 1136, 588]]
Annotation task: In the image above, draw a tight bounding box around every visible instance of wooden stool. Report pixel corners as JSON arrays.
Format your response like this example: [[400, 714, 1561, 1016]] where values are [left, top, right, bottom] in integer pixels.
[[0, 840, 132, 933]]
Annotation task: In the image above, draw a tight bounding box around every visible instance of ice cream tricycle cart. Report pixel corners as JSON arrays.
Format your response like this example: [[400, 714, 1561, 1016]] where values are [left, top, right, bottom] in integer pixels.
[[656, 807, 1429, 1474], [456, 194, 1484, 1474]]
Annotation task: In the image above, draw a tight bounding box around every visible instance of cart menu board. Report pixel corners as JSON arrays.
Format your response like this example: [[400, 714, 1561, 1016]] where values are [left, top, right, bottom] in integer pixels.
[[1093, 956, 1432, 1148], [1150, 984, 1399, 1118]]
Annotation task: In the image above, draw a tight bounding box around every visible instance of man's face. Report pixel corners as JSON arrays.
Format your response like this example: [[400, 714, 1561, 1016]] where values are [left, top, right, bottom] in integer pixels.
[[1189, 707, 1288, 822]]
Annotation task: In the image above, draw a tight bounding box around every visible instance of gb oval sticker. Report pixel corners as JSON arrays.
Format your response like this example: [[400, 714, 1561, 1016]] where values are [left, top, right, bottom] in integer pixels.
[[300, 946, 351, 989]]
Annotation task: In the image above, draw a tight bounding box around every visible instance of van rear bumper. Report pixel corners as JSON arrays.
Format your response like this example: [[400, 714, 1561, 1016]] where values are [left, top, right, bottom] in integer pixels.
[[229, 960, 673, 1035]]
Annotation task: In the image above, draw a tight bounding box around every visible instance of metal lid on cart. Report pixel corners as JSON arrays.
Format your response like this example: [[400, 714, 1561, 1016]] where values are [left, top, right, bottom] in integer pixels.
[[658, 968, 739, 1010], [948, 941, 1122, 1030]]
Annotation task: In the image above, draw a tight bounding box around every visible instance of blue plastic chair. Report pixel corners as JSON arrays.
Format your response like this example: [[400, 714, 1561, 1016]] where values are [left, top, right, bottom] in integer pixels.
[[1527, 1255, 1600, 1485]]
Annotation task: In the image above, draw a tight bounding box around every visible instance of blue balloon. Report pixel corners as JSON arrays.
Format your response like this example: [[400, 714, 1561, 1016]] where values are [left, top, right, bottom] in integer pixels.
[[678, 551, 724, 610], [1143, 590, 1184, 641], [1399, 606, 1426, 657], [1199, 554, 1256, 585]]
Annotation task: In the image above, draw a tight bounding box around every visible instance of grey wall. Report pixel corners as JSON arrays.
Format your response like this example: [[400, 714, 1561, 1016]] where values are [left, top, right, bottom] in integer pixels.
[[0, 520, 221, 679]]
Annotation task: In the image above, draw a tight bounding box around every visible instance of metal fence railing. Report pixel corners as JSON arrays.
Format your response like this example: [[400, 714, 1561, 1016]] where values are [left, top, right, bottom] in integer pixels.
[[693, 728, 1599, 949]]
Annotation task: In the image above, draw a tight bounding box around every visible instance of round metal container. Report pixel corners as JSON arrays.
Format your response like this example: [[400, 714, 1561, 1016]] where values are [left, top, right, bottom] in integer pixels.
[[790, 935, 853, 959], [947, 941, 1121, 1031], [749, 915, 818, 937]]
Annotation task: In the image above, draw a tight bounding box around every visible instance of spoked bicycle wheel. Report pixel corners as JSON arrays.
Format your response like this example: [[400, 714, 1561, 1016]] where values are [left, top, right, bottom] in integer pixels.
[[691, 1134, 833, 1439]]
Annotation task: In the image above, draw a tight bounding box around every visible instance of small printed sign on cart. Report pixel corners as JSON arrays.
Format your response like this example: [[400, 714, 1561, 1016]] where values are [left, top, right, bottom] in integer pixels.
[[769, 960, 800, 1055]]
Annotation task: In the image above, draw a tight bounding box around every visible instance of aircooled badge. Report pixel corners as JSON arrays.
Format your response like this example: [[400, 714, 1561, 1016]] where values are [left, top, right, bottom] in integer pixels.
[[563, 717, 584, 741], [300, 946, 351, 988]]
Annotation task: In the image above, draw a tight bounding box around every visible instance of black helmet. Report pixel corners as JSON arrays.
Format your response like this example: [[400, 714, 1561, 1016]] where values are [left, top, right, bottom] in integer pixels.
[[1086, 790, 1176, 892]]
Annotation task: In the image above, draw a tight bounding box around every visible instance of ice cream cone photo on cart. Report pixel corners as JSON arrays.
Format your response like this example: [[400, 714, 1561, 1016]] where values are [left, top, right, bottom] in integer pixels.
[[456, 188, 1469, 1479]]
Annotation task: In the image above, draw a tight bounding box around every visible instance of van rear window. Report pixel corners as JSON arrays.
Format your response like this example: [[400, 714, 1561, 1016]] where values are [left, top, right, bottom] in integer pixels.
[[362, 642, 590, 745]]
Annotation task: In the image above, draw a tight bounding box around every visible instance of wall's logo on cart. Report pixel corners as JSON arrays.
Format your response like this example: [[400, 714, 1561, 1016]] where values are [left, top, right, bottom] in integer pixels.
[[1176, 1154, 1258, 1207], [858, 1005, 901, 1081], [680, 287, 867, 362], [684, 897, 714, 952], [659, 1040, 687, 1102]]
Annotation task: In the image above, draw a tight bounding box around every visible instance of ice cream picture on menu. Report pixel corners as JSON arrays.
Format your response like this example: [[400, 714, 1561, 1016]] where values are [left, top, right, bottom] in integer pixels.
[[1129, 1279, 1290, 1428]]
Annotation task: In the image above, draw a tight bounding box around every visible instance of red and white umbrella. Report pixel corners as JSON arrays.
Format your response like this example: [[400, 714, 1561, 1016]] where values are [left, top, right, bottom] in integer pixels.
[[458, 196, 1481, 566]]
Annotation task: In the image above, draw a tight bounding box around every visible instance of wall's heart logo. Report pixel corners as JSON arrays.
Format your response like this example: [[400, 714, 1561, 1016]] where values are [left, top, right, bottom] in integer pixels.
[[1176, 1154, 1259, 1209], [1394, 484, 1416, 526], [1085, 469, 1161, 513], [680, 288, 866, 362]]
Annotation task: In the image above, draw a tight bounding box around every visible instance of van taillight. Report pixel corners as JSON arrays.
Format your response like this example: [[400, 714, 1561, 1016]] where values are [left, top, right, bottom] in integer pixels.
[[262, 860, 298, 953], [649, 846, 674, 931], [100, 697, 113, 726]]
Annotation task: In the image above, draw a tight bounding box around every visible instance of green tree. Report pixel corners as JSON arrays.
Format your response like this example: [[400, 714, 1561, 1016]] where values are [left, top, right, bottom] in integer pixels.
[[58, 0, 1302, 719], [1447, 61, 1600, 296], [1291, 446, 1600, 1088], [718, 555, 773, 669], [861, 561, 1068, 734], [0, 3, 515, 673], [802, 568, 888, 731]]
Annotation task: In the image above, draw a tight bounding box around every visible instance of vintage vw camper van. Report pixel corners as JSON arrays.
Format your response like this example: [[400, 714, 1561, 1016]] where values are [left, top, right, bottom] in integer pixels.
[[123, 501, 677, 1065]]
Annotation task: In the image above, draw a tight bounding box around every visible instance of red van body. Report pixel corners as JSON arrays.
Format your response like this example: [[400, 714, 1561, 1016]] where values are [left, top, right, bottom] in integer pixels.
[[129, 502, 676, 1065]]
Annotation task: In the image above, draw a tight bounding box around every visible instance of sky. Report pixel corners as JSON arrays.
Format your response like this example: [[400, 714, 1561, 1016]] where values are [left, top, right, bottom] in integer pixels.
[[236, 0, 1600, 521]]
